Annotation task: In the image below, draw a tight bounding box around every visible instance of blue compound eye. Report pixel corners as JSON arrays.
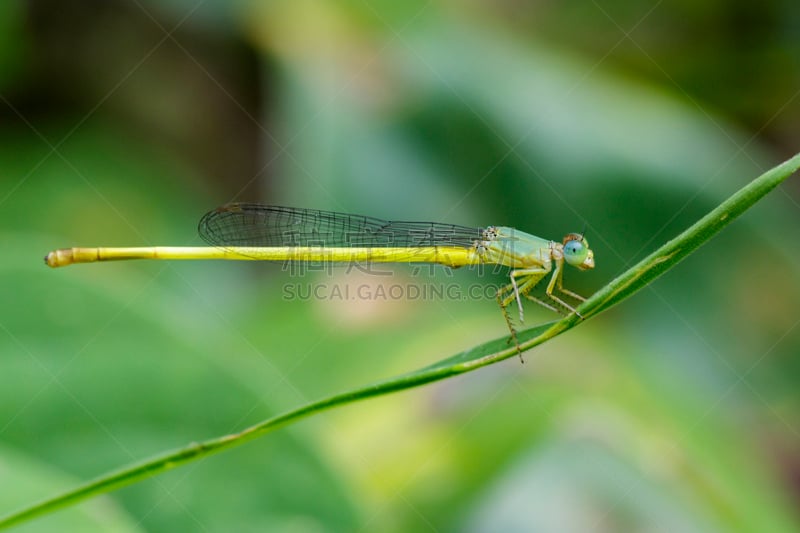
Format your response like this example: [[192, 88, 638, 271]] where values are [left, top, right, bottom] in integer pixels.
[[563, 237, 588, 267]]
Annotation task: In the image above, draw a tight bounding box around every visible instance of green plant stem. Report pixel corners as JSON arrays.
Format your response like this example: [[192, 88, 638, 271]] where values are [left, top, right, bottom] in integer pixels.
[[1, 152, 798, 529]]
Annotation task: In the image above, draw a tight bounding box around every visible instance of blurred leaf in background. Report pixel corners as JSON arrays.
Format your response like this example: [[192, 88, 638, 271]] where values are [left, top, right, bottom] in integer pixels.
[[1, 0, 799, 531]]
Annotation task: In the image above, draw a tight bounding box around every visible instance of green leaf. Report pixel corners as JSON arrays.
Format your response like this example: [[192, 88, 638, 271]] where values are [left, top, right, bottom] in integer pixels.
[[1, 152, 798, 530]]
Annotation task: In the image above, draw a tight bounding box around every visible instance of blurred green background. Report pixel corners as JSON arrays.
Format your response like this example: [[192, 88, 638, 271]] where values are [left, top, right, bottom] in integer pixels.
[[2, 0, 800, 531]]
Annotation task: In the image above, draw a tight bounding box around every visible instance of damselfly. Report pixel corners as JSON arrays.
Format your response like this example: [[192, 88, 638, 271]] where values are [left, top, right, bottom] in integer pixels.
[[45, 204, 595, 356]]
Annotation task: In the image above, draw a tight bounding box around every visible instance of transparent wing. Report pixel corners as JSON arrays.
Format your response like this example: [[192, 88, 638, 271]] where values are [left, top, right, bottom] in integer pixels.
[[198, 204, 484, 249]]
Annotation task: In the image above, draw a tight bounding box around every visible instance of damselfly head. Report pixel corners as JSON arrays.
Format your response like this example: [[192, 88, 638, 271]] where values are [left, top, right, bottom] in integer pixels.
[[562, 233, 595, 270]]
